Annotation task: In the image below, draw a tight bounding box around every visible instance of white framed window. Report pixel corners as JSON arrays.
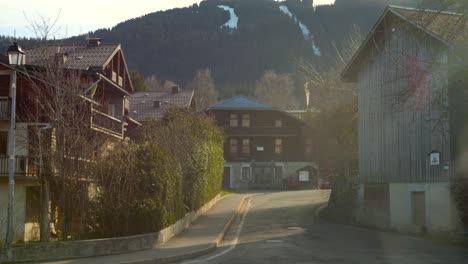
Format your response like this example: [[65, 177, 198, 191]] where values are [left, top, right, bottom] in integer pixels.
[[275, 119, 282, 127], [275, 139, 283, 154], [242, 139, 250, 154], [230, 139, 238, 154], [230, 114, 238, 127], [242, 114, 250, 127]]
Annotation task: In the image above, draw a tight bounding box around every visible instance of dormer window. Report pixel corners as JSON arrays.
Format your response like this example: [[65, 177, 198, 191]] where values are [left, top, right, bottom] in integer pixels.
[[153, 100, 161, 108]]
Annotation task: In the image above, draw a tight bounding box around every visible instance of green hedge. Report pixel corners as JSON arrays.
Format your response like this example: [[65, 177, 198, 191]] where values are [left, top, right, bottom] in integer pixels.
[[89, 143, 184, 237], [138, 108, 224, 211], [323, 174, 358, 222], [451, 177, 468, 230]]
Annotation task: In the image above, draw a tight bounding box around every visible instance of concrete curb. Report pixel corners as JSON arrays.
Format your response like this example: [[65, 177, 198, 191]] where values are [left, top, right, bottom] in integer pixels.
[[124, 194, 251, 264], [314, 202, 329, 217], [214, 194, 250, 246]]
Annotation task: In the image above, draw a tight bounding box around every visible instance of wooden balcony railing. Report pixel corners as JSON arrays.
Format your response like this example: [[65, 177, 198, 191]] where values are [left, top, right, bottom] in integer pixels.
[[0, 156, 38, 177], [224, 126, 299, 137], [91, 108, 123, 138], [0, 97, 10, 120]]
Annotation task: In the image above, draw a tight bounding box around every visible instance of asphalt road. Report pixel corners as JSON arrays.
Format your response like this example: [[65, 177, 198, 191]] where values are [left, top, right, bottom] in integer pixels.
[[181, 190, 468, 264]]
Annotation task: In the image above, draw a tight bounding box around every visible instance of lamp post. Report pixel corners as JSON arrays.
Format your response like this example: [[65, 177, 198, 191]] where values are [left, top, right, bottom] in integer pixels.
[[5, 42, 24, 256]]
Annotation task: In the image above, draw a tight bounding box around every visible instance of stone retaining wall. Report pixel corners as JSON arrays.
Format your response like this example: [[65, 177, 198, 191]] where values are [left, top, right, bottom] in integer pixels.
[[0, 194, 223, 263]]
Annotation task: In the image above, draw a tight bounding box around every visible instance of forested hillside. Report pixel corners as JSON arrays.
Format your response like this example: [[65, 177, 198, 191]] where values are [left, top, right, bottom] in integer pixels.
[[0, 0, 420, 103]]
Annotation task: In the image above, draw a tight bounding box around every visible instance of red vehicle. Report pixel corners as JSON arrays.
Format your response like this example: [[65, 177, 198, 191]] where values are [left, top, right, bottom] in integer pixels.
[[283, 175, 299, 189]]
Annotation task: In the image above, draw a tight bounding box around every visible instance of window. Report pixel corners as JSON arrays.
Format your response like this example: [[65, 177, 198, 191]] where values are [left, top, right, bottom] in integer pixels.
[[242, 139, 250, 154], [275, 119, 282, 127], [242, 114, 250, 127], [241, 167, 251, 181], [0, 131, 7, 155], [230, 114, 238, 127], [305, 138, 313, 154], [230, 139, 238, 154], [275, 139, 283, 154], [25, 187, 40, 223], [274, 166, 283, 179], [107, 104, 116, 117]]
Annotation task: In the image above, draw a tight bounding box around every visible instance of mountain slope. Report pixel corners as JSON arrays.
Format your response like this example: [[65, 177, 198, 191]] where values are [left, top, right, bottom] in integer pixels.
[[1, 0, 420, 98]]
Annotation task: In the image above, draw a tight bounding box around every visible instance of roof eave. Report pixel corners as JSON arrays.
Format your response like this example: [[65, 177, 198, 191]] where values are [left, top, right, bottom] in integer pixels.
[[341, 7, 392, 82], [341, 6, 455, 82]]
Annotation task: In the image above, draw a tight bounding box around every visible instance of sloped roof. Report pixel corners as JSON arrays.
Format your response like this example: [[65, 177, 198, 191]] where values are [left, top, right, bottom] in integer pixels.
[[0, 55, 8, 65], [207, 96, 275, 110], [24, 43, 120, 70], [342, 5, 468, 82], [390, 5, 468, 46], [128, 90, 194, 121]]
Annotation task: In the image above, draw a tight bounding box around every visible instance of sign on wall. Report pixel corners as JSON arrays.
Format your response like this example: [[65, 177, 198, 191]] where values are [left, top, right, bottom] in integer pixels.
[[430, 151, 440, 166], [299, 171, 309, 182]]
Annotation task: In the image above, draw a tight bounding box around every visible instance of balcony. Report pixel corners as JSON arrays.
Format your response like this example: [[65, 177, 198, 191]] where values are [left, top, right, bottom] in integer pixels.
[[225, 126, 299, 137], [0, 156, 38, 177], [91, 108, 123, 139], [0, 97, 10, 120]]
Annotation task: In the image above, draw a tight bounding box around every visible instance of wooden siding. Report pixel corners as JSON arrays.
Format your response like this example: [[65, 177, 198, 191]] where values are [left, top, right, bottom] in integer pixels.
[[209, 109, 310, 162], [358, 15, 451, 184]]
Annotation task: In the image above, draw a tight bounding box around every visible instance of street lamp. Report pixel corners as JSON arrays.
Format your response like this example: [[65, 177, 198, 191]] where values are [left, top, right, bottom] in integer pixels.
[[7, 42, 25, 66], [5, 42, 22, 258]]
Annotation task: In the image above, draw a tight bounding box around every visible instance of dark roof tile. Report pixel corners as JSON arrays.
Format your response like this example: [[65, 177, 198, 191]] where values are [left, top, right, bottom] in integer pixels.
[[24, 44, 119, 70], [128, 90, 194, 121], [389, 6, 468, 46]]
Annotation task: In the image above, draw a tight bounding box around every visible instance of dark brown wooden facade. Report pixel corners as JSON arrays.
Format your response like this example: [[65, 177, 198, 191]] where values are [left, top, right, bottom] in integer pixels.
[[207, 104, 312, 163]]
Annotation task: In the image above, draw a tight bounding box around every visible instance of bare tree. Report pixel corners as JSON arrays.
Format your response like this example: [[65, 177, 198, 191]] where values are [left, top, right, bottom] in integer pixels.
[[21, 54, 106, 240], [254, 70, 299, 110], [189, 68, 219, 111], [23, 9, 63, 40]]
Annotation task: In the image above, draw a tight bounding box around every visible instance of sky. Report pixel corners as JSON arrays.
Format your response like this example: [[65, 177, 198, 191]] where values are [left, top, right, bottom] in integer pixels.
[[1, 0, 336, 38]]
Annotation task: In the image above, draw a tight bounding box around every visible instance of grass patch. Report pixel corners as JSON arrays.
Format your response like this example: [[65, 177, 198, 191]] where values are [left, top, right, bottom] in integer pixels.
[[221, 189, 235, 196]]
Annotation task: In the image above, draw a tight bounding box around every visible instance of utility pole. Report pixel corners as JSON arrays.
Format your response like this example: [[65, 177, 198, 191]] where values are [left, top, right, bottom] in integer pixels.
[[6, 69, 17, 256]]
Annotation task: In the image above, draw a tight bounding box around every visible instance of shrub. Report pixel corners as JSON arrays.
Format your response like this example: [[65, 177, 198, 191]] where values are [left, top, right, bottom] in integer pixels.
[[137, 108, 224, 211], [323, 174, 359, 222], [451, 176, 468, 230], [89, 143, 184, 237]]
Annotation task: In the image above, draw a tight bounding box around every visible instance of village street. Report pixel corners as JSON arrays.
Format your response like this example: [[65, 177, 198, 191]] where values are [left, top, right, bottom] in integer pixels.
[[182, 190, 468, 264]]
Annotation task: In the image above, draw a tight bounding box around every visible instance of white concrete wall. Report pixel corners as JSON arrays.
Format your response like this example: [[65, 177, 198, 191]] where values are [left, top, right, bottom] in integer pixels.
[[226, 162, 316, 189], [0, 181, 30, 242], [389, 182, 459, 233]]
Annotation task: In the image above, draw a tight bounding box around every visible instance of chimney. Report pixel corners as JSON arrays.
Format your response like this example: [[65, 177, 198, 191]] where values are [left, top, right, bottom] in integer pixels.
[[88, 38, 102, 47], [54, 52, 68, 65], [171, 85, 181, 94]]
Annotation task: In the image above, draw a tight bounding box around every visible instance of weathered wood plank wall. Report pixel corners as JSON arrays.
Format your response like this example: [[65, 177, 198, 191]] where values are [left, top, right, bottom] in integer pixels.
[[358, 14, 451, 184]]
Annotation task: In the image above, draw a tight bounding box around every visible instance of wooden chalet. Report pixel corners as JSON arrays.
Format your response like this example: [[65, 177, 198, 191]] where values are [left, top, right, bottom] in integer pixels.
[[207, 96, 316, 189], [0, 38, 139, 242]]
